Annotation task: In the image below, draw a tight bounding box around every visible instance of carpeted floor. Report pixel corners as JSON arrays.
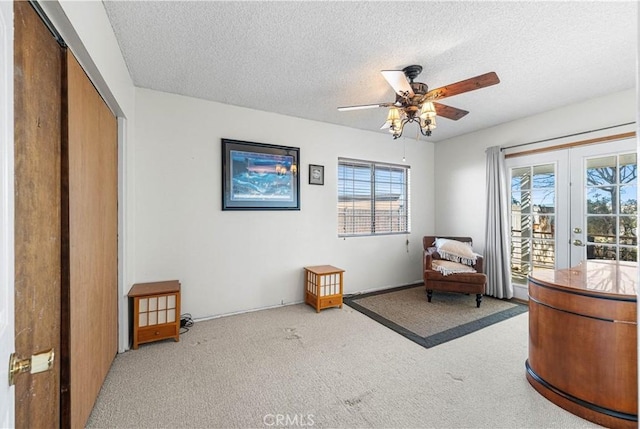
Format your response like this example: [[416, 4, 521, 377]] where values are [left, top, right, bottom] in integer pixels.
[[87, 302, 599, 428], [344, 284, 528, 348]]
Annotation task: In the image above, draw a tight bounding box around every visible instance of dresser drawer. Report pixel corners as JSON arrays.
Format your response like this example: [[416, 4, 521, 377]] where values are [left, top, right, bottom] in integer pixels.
[[137, 324, 178, 343], [320, 295, 342, 309]]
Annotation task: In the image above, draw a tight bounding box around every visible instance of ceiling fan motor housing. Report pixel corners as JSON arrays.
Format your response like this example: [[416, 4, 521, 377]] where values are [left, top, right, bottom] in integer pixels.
[[410, 82, 428, 96], [402, 64, 423, 81], [395, 81, 428, 108]]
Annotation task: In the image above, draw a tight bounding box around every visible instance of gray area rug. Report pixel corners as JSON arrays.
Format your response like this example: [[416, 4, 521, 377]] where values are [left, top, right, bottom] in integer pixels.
[[344, 284, 528, 348]]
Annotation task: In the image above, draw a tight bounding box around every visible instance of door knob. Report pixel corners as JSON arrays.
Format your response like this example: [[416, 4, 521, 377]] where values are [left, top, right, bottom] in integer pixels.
[[573, 227, 582, 234], [572, 239, 585, 247], [8, 349, 54, 386]]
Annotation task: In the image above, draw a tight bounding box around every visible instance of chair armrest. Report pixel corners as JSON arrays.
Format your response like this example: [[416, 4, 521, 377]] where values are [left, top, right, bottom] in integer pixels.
[[423, 248, 436, 271], [473, 255, 484, 273]]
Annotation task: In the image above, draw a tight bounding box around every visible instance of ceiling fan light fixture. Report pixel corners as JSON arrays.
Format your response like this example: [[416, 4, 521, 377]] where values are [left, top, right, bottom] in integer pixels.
[[419, 101, 437, 120], [423, 116, 436, 130], [384, 107, 403, 135], [386, 107, 401, 122]]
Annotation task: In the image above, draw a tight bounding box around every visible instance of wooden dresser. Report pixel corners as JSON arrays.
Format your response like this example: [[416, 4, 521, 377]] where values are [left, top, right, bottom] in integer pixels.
[[527, 261, 637, 429], [128, 280, 181, 349]]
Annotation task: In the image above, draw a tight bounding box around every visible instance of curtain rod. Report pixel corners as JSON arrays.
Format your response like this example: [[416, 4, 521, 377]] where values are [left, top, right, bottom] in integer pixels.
[[500, 121, 636, 151]]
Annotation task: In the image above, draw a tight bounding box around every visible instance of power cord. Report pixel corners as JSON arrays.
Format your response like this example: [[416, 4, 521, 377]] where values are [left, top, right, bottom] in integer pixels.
[[180, 313, 194, 334]]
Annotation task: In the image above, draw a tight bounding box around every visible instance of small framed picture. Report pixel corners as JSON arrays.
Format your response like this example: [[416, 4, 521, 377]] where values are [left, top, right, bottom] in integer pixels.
[[309, 164, 324, 185]]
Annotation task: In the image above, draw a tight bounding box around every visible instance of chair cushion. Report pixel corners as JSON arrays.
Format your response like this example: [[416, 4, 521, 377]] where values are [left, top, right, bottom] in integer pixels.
[[434, 238, 477, 265], [424, 270, 487, 284], [432, 260, 476, 276]]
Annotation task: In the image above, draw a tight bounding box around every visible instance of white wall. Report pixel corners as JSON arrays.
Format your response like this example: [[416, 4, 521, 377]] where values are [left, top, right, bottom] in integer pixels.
[[434, 88, 637, 252], [133, 88, 435, 319]]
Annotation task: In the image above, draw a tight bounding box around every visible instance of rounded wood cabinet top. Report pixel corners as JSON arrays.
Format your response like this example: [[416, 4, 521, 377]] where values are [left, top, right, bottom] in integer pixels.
[[530, 260, 637, 300]]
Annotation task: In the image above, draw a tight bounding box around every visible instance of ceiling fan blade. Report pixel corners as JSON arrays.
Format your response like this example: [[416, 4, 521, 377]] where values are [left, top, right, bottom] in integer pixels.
[[337, 102, 393, 111], [423, 72, 500, 102], [434, 103, 469, 121], [381, 70, 414, 98]]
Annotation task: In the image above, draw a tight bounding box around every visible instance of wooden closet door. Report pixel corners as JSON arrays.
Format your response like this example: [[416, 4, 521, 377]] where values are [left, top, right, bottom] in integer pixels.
[[14, 4, 118, 427], [13, 1, 62, 427], [63, 51, 118, 428]]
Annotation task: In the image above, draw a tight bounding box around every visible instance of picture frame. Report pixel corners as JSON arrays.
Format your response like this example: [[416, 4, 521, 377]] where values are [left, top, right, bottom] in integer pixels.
[[221, 139, 300, 210], [309, 164, 324, 185]]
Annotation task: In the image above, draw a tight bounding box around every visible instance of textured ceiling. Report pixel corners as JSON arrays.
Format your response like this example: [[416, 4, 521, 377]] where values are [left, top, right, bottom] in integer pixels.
[[102, 1, 637, 142]]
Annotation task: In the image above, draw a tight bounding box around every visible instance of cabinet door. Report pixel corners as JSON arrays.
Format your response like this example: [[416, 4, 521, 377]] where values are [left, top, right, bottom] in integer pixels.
[[138, 294, 177, 327]]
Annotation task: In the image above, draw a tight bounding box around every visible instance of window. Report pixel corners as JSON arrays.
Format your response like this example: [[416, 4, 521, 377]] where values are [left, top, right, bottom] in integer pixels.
[[338, 158, 410, 237]]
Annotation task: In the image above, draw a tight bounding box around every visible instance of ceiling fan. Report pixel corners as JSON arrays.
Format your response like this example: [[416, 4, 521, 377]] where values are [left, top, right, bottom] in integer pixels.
[[338, 65, 500, 139]]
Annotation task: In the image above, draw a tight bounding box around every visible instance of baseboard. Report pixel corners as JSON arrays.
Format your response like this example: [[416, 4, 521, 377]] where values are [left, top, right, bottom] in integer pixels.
[[512, 283, 528, 301], [344, 280, 423, 298]]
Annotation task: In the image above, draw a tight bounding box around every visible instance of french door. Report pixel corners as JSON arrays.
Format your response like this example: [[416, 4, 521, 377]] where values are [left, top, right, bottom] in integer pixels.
[[506, 137, 636, 285], [569, 141, 637, 265]]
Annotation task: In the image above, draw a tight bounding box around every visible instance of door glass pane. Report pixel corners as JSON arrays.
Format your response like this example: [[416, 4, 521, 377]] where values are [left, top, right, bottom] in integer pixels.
[[533, 164, 555, 188], [620, 185, 637, 214], [511, 191, 531, 214], [620, 153, 637, 184], [510, 238, 530, 284], [585, 152, 637, 261], [517, 215, 531, 238], [510, 163, 555, 283], [587, 216, 616, 243], [586, 156, 616, 185], [532, 189, 554, 210], [534, 215, 554, 238], [619, 216, 637, 245], [587, 188, 613, 214], [532, 239, 555, 269], [620, 246, 638, 262], [587, 244, 617, 260], [511, 167, 531, 190]]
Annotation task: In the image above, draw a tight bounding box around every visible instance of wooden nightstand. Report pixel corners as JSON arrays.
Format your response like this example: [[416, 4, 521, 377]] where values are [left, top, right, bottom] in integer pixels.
[[304, 265, 344, 312], [128, 280, 181, 349]]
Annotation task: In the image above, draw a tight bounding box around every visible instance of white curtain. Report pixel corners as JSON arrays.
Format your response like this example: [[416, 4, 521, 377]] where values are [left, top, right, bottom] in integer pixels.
[[484, 146, 513, 299]]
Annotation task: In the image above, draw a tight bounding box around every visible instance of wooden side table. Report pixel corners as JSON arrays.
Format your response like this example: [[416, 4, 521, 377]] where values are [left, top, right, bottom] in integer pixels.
[[304, 265, 344, 312], [128, 280, 181, 349]]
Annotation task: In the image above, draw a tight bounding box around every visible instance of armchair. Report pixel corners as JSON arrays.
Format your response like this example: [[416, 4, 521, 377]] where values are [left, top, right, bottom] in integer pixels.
[[423, 236, 487, 308]]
